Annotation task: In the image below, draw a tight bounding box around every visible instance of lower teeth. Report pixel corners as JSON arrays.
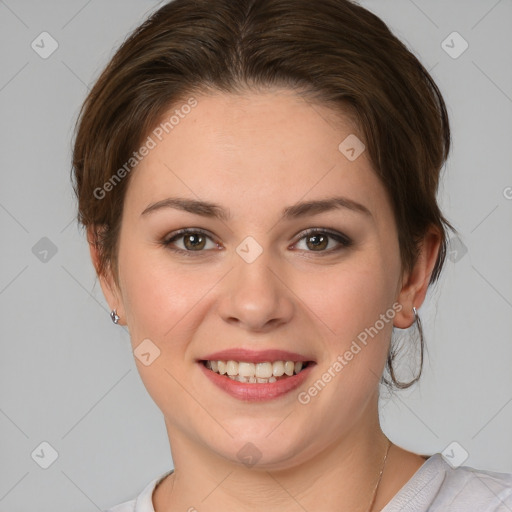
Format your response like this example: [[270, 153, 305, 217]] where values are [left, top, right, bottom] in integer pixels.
[[226, 375, 281, 383]]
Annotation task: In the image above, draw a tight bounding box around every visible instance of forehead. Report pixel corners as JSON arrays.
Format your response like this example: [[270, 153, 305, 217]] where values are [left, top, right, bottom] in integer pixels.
[[123, 89, 389, 224]]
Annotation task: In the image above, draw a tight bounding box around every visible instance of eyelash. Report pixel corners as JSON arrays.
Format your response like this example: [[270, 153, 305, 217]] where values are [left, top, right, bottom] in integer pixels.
[[161, 227, 353, 256]]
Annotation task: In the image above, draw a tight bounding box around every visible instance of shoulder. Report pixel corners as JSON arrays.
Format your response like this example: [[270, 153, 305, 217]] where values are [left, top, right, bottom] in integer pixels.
[[436, 457, 512, 511], [383, 453, 512, 512], [103, 470, 173, 512]]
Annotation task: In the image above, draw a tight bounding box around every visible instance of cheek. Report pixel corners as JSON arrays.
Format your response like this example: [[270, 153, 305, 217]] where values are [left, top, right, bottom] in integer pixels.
[[296, 245, 400, 389], [117, 242, 208, 416], [117, 237, 177, 338], [307, 256, 399, 338], [118, 238, 218, 346]]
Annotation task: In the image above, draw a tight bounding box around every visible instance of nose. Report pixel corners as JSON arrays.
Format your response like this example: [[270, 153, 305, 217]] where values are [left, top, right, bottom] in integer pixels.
[[217, 248, 295, 333]]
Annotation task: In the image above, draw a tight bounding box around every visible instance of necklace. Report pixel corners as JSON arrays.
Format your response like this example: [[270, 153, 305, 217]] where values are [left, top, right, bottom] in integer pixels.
[[366, 438, 392, 512]]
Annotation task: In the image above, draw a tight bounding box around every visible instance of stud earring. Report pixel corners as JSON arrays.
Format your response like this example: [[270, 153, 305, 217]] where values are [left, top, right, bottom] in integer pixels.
[[110, 309, 120, 324]]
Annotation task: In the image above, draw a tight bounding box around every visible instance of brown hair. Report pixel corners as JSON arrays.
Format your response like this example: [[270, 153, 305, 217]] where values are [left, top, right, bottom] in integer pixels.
[[71, 0, 453, 390]]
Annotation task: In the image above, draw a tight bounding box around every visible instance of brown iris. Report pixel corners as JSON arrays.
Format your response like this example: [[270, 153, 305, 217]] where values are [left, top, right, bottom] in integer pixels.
[[306, 233, 329, 251], [183, 233, 207, 250]]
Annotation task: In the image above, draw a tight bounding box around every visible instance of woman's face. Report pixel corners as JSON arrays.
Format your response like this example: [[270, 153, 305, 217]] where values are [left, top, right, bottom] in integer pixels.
[[102, 89, 409, 468]]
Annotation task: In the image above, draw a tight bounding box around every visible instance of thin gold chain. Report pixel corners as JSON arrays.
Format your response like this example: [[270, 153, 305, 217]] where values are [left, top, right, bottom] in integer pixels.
[[366, 438, 392, 512]]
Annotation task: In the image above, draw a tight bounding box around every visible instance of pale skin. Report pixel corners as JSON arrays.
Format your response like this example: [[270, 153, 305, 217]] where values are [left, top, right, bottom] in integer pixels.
[[89, 88, 441, 511]]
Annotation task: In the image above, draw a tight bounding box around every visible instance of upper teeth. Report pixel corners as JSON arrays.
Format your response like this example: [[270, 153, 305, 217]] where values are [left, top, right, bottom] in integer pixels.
[[206, 360, 303, 378]]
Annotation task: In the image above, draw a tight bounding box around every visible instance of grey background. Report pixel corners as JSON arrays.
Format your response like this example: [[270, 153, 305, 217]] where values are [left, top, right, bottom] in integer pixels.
[[0, 0, 511, 510]]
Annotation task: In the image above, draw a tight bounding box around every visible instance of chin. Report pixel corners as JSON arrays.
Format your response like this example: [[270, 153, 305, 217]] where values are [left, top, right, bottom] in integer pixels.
[[204, 422, 315, 471]]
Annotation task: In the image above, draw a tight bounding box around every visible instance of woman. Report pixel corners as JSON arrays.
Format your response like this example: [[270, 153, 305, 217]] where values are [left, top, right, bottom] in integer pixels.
[[71, 0, 512, 510]]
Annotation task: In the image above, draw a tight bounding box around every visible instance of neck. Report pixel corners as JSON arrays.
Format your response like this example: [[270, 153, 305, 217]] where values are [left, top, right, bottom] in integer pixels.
[[154, 396, 394, 512]]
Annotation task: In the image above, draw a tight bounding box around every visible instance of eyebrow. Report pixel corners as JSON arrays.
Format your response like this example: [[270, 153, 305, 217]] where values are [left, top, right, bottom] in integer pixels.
[[140, 196, 372, 221]]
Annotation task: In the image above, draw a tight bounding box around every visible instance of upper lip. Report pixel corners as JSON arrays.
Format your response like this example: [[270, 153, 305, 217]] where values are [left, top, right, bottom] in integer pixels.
[[200, 348, 314, 363]]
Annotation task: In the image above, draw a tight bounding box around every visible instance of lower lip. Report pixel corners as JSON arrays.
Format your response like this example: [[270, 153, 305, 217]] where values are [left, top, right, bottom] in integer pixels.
[[199, 362, 314, 402]]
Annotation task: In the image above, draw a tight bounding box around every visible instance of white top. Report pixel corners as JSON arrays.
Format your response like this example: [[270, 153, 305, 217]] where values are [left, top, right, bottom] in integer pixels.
[[105, 453, 512, 512]]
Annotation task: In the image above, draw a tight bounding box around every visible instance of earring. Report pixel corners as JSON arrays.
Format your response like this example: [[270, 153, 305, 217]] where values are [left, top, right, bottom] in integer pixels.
[[110, 309, 120, 324], [412, 306, 423, 340]]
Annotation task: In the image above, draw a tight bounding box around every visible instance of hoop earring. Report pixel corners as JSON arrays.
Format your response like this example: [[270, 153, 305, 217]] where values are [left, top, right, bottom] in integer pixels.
[[110, 309, 120, 324], [411, 305, 424, 379], [412, 306, 421, 331], [383, 306, 425, 390]]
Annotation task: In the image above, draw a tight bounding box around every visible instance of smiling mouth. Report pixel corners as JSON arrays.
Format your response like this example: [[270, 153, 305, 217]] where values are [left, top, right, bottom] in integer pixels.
[[201, 360, 311, 383]]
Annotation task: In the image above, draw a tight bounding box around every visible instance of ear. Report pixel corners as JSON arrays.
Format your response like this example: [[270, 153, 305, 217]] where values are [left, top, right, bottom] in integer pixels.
[[87, 225, 126, 325], [394, 226, 442, 328]]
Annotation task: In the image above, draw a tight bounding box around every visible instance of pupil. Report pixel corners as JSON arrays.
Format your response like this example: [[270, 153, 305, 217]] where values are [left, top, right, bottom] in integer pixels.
[[185, 234, 205, 250], [308, 234, 327, 250]]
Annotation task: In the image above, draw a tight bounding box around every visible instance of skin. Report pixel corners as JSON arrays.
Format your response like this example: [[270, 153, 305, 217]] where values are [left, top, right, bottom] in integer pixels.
[[89, 88, 440, 512]]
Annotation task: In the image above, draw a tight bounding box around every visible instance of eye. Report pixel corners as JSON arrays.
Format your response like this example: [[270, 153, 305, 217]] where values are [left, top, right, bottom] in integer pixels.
[[161, 227, 352, 255], [162, 228, 220, 253], [293, 228, 352, 253]]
